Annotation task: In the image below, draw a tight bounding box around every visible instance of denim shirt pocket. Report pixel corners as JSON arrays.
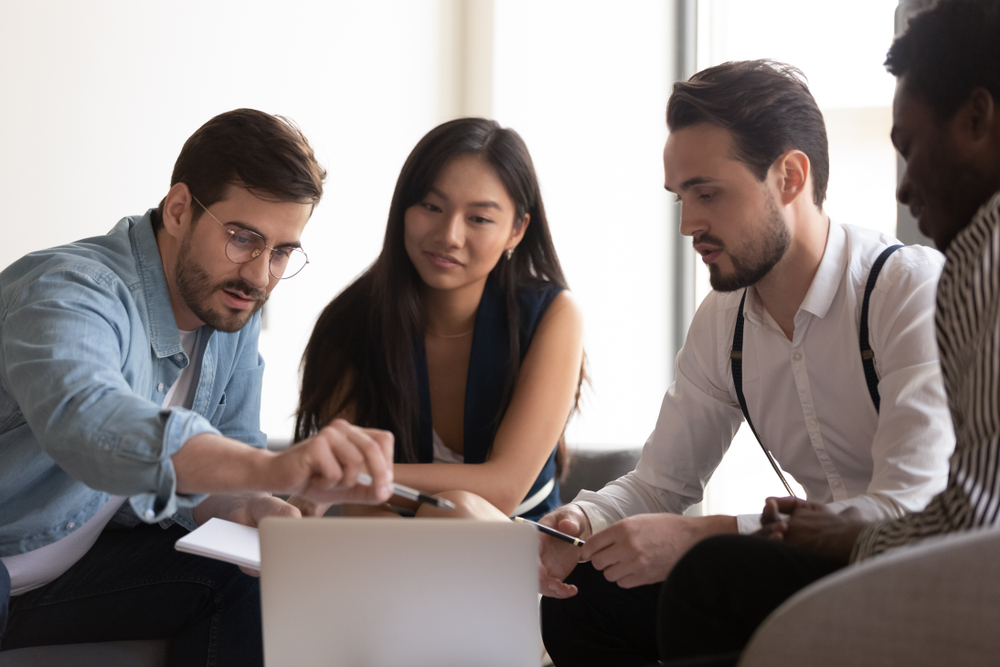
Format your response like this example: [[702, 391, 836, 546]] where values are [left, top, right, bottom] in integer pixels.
[[210, 392, 227, 426]]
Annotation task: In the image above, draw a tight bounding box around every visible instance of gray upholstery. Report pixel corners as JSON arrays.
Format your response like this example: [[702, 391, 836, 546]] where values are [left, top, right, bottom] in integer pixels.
[[559, 448, 642, 504], [739, 527, 1000, 667]]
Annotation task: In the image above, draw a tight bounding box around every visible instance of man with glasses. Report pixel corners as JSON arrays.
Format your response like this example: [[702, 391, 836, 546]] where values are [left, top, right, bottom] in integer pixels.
[[0, 109, 394, 665]]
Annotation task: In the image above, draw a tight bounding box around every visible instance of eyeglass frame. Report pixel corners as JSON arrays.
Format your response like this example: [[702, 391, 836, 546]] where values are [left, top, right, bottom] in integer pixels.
[[190, 194, 310, 280]]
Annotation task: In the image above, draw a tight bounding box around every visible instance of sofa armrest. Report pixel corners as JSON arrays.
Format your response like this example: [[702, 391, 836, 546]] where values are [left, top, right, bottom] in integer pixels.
[[738, 527, 1000, 667]]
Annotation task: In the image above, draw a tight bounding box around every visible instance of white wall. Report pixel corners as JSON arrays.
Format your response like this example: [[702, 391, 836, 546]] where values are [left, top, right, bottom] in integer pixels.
[[1, 1, 444, 441], [2, 1, 678, 449], [494, 0, 675, 451]]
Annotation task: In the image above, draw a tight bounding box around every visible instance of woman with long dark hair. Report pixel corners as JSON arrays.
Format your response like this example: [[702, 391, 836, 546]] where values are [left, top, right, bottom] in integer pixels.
[[292, 118, 584, 521]]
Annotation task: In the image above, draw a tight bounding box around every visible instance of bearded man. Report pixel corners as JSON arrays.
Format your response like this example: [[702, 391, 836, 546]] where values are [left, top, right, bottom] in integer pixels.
[[538, 60, 955, 667], [0, 109, 395, 666]]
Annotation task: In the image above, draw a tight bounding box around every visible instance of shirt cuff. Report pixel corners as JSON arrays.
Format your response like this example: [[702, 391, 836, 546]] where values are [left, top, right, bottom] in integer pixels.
[[736, 513, 762, 534], [128, 408, 219, 524], [573, 500, 612, 535]]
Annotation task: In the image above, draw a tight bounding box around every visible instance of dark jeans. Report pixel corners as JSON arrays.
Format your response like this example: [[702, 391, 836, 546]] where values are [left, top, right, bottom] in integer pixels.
[[658, 534, 843, 661], [0, 522, 262, 667]]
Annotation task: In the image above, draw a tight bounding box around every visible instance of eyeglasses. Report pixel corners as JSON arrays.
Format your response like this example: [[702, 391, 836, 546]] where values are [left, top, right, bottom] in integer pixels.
[[191, 195, 309, 279]]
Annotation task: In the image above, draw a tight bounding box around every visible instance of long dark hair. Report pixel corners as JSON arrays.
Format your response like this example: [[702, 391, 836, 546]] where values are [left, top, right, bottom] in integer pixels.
[[295, 118, 580, 474]]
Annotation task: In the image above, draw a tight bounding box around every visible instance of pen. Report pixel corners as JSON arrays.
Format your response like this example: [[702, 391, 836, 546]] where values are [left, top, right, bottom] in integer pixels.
[[356, 473, 456, 510], [512, 516, 585, 547]]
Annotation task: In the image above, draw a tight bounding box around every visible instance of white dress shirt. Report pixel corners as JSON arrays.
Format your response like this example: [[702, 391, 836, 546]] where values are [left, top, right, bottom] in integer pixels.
[[575, 221, 955, 535]]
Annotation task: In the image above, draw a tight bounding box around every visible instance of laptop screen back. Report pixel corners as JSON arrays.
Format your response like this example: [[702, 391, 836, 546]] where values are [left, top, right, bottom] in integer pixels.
[[259, 517, 541, 667]]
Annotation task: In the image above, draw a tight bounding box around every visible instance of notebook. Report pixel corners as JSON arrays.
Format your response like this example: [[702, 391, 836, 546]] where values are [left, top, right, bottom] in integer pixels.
[[258, 517, 541, 667], [174, 517, 261, 570]]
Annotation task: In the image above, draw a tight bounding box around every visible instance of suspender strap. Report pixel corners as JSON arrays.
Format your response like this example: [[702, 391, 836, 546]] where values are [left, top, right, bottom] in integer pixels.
[[860, 244, 903, 413], [731, 289, 797, 498], [730, 243, 904, 498]]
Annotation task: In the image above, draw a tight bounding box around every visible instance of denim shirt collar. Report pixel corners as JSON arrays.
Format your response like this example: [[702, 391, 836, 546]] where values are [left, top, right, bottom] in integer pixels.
[[129, 209, 185, 360]]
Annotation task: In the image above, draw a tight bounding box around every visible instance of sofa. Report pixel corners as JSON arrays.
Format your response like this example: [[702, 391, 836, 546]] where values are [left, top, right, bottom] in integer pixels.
[[738, 526, 1000, 666]]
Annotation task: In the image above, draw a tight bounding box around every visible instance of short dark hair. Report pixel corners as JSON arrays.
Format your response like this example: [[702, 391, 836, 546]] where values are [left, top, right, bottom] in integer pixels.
[[154, 109, 326, 230], [886, 0, 1000, 121], [667, 59, 829, 208]]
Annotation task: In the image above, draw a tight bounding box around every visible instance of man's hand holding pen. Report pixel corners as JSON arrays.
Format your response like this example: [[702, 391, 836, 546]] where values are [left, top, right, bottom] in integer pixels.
[[537, 504, 593, 599]]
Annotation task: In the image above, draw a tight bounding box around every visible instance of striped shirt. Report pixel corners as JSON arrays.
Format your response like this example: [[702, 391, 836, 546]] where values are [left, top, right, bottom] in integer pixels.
[[853, 191, 1000, 560]]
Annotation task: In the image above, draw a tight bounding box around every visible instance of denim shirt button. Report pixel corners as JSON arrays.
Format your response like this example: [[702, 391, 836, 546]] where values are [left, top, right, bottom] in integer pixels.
[[157, 383, 164, 392], [66, 522, 75, 530], [144, 509, 155, 520]]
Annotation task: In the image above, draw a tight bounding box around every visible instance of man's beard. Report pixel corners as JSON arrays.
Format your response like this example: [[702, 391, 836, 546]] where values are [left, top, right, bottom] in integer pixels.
[[175, 233, 268, 333], [706, 195, 791, 293]]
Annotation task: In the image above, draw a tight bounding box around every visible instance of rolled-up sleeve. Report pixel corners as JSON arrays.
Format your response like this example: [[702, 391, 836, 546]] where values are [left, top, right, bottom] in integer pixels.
[[2, 266, 217, 522]]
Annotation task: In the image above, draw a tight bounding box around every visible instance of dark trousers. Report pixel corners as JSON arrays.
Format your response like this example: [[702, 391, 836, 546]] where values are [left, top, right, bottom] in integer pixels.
[[541, 535, 842, 666], [658, 534, 843, 661], [541, 561, 662, 666], [1, 522, 262, 667]]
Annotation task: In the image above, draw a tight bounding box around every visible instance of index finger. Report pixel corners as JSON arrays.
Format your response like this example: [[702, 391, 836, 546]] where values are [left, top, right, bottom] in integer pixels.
[[579, 524, 619, 561], [360, 427, 395, 473], [761, 497, 781, 523], [768, 496, 807, 514], [332, 420, 393, 500]]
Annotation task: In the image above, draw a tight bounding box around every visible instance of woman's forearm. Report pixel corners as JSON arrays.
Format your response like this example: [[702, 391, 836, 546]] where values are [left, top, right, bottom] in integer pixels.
[[393, 461, 535, 516]]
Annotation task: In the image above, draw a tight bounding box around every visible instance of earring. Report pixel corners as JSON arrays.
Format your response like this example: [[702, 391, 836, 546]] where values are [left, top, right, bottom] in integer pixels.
[[506, 247, 514, 260]]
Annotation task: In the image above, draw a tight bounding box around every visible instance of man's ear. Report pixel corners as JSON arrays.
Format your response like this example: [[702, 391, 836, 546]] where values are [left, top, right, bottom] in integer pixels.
[[962, 86, 996, 145], [772, 150, 811, 207], [161, 183, 194, 241]]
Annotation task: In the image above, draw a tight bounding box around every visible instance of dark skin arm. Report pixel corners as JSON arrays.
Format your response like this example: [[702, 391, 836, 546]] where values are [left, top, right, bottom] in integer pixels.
[[759, 496, 869, 565]]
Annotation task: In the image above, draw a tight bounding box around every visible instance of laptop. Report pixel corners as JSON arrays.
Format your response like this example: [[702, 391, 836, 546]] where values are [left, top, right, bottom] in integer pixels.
[[258, 517, 542, 667]]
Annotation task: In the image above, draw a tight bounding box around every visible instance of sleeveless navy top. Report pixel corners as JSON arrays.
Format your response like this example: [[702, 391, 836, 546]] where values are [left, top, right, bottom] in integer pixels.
[[409, 275, 564, 521]]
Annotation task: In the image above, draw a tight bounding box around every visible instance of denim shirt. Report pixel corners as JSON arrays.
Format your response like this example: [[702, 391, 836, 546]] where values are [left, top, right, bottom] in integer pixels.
[[0, 211, 266, 556]]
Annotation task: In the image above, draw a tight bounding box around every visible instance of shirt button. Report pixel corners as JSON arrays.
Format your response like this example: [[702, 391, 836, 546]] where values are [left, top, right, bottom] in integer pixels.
[[832, 480, 843, 489], [793, 352, 803, 361], [174, 354, 184, 362], [144, 509, 155, 520], [157, 383, 164, 392], [808, 418, 818, 428], [66, 522, 75, 530]]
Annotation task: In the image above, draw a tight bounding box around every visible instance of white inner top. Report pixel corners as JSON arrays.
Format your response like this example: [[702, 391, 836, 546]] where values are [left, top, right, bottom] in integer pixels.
[[431, 428, 552, 517], [431, 429, 464, 464]]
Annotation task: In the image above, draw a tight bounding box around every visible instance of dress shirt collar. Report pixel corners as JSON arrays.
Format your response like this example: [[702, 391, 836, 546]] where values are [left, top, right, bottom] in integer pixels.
[[130, 209, 185, 360], [744, 219, 846, 326], [797, 218, 846, 320]]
